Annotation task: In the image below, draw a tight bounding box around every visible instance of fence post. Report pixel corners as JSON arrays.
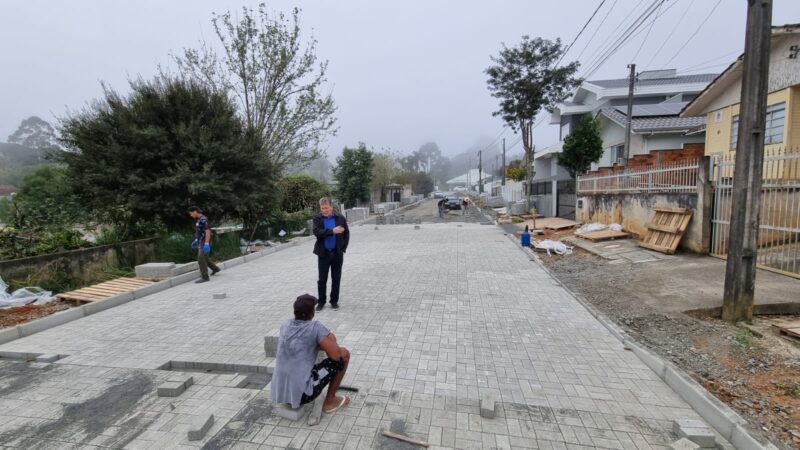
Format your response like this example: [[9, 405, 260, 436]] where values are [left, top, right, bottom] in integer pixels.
[[696, 156, 713, 254]]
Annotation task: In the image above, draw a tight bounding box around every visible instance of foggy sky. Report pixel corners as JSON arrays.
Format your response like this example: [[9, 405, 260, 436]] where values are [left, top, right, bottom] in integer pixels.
[[1, 1, 799, 160]]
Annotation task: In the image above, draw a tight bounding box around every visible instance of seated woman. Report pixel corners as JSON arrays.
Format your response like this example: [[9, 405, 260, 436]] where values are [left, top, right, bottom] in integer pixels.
[[270, 294, 351, 413]]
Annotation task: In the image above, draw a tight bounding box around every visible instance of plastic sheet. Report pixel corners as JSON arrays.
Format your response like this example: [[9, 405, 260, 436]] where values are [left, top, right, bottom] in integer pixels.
[[532, 239, 574, 256], [0, 276, 54, 308]]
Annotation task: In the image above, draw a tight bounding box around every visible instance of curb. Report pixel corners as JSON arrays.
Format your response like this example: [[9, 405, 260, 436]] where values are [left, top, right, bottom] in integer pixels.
[[0, 238, 312, 348], [504, 232, 775, 450]]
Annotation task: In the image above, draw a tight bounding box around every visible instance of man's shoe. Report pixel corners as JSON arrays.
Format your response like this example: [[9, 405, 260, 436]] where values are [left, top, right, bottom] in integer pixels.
[[195, 278, 210, 284], [331, 303, 339, 310], [316, 303, 325, 312], [211, 268, 220, 276]]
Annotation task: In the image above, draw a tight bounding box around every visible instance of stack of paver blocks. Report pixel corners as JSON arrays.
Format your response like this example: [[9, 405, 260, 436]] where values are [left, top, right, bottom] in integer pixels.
[[135, 262, 199, 280], [670, 419, 717, 449], [344, 207, 369, 222]]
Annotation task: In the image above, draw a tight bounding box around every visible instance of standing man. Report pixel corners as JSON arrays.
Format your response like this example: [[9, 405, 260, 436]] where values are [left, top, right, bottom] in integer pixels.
[[312, 198, 349, 311], [437, 197, 446, 219], [188, 206, 220, 283]]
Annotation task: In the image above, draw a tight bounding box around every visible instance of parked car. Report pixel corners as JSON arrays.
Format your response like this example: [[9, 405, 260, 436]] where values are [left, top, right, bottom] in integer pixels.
[[433, 191, 445, 199], [444, 195, 462, 210]]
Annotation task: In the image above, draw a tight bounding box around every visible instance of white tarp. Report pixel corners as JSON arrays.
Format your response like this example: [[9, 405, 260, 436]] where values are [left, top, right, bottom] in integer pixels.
[[0, 276, 54, 308]]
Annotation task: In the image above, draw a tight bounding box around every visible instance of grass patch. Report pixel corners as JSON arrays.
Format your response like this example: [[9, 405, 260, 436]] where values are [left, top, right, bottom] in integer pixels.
[[7, 262, 135, 295], [155, 231, 242, 265], [734, 328, 755, 347]]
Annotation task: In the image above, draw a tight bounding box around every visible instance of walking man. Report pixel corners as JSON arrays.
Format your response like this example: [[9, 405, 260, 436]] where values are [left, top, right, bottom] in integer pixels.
[[312, 198, 349, 311], [437, 197, 446, 219], [188, 206, 220, 283], [271, 294, 351, 413]]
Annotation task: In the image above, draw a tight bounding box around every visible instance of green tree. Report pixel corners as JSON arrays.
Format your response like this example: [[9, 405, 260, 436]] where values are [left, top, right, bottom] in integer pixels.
[[486, 36, 580, 207], [412, 172, 434, 195], [60, 77, 278, 238], [558, 114, 604, 178], [505, 160, 527, 181], [7, 116, 62, 156], [173, 4, 337, 173], [278, 174, 329, 213], [371, 151, 400, 202], [12, 165, 84, 231], [334, 143, 374, 207]]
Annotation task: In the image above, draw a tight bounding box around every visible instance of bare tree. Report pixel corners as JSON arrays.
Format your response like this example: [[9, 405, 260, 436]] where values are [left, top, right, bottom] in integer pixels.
[[173, 4, 337, 173]]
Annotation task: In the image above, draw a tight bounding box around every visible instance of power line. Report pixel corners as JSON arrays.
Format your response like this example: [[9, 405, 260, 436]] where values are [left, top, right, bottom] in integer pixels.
[[644, 0, 695, 69], [677, 48, 741, 72], [661, 0, 724, 69], [580, 0, 667, 80], [631, 1, 662, 62], [580, 0, 654, 77], [575, 0, 618, 62], [556, 0, 607, 66]]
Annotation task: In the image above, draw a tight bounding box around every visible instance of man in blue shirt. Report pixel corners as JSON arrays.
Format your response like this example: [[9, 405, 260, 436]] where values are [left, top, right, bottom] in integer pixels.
[[312, 197, 349, 311], [188, 206, 220, 283]]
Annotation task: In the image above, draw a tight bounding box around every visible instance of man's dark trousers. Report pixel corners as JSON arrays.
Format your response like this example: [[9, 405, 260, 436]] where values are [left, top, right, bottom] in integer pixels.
[[317, 249, 343, 306]]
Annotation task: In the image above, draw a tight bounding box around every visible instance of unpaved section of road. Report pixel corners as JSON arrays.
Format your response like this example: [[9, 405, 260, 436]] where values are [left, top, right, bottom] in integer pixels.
[[540, 248, 800, 449]]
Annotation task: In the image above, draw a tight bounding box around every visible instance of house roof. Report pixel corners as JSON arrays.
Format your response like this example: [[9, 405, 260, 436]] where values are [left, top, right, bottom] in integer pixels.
[[599, 108, 706, 133], [446, 169, 491, 185], [0, 184, 17, 196], [681, 23, 800, 116], [534, 143, 563, 160], [613, 101, 689, 117], [587, 73, 717, 90]]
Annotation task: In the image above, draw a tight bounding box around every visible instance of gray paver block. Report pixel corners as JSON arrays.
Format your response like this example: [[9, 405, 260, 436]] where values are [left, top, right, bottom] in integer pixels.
[[274, 402, 311, 421], [172, 262, 199, 277], [35, 354, 60, 363], [168, 375, 194, 390], [674, 420, 716, 448], [212, 293, 227, 299], [187, 414, 214, 441], [414, 225, 420, 229], [227, 374, 249, 388], [673, 419, 707, 435], [264, 336, 279, 357], [669, 438, 701, 450], [135, 262, 175, 279], [480, 393, 495, 419], [157, 381, 187, 397]]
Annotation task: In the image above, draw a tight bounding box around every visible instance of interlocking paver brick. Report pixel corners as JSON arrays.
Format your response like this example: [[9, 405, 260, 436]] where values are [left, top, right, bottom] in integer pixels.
[[0, 224, 740, 449]]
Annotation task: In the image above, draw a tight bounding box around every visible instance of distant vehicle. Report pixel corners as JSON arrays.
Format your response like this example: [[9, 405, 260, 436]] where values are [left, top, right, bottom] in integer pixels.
[[433, 192, 445, 199], [444, 195, 462, 210]]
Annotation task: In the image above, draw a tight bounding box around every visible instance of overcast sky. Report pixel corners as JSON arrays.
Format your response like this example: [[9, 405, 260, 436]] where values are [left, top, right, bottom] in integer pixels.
[[1, 1, 799, 160]]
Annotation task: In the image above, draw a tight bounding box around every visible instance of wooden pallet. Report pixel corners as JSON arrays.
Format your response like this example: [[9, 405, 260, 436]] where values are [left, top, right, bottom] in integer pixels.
[[772, 320, 800, 340], [575, 229, 630, 242], [56, 277, 155, 304], [536, 217, 580, 231], [639, 207, 693, 254]]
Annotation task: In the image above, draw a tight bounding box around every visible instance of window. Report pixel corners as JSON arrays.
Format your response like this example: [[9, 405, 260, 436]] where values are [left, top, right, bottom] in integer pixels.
[[609, 144, 624, 164], [528, 181, 552, 195], [764, 102, 785, 144], [730, 115, 739, 150]]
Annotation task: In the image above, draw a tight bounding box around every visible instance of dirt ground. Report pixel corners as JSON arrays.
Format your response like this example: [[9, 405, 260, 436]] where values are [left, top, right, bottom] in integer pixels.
[[0, 301, 71, 328], [538, 244, 800, 449]]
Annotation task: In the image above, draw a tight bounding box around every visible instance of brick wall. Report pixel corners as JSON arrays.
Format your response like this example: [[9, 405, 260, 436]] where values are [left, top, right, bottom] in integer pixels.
[[585, 144, 705, 176]]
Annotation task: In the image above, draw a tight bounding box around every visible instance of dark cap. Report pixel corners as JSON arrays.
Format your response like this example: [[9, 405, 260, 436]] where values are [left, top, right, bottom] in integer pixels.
[[294, 294, 317, 320]]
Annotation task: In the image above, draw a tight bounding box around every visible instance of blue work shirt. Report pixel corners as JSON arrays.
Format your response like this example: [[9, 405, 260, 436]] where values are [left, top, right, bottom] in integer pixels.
[[195, 215, 209, 242], [323, 216, 336, 250]]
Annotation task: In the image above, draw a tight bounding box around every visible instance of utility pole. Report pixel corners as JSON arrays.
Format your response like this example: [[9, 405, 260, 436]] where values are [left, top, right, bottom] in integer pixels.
[[495, 155, 499, 183], [502, 138, 506, 186], [478, 150, 483, 194], [622, 63, 636, 166], [722, 0, 772, 323]]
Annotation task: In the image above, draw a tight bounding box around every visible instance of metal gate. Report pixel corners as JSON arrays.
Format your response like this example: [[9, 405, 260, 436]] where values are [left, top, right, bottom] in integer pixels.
[[710, 147, 800, 277], [557, 180, 576, 220]]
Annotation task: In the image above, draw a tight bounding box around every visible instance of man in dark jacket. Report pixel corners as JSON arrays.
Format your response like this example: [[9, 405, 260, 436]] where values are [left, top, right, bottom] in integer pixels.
[[312, 197, 349, 311]]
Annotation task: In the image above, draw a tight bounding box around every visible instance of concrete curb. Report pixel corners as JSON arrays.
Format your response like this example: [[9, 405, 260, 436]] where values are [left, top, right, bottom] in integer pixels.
[[504, 232, 774, 450], [0, 237, 311, 348]]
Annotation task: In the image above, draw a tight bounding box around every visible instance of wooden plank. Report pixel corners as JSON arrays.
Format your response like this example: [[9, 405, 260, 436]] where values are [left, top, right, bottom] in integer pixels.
[[576, 230, 630, 242], [102, 278, 151, 288], [645, 222, 680, 234], [56, 293, 104, 303], [535, 217, 579, 230], [381, 431, 430, 447], [68, 286, 127, 295], [653, 206, 690, 214], [639, 241, 676, 255]]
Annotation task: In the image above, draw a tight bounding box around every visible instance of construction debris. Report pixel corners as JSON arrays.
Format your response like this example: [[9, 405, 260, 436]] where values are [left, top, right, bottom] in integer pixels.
[[56, 277, 155, 304], [532, 239, 574, 256]]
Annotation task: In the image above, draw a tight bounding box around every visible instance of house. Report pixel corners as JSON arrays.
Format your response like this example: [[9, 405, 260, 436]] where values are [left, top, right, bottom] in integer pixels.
[[0, 184, 16, 198], [551, 69, 716, 171], [681, 24, 800, 162], [446, 169, 491, 191]]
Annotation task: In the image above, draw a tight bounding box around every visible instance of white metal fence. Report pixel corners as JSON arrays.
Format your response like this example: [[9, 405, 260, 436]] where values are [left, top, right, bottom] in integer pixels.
[[577, 159, 700, 194], [711, 147, 800, 277]]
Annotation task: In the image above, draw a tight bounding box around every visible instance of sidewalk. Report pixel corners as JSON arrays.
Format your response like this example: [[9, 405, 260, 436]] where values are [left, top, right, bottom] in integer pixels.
[[0, 223, 729, 449]]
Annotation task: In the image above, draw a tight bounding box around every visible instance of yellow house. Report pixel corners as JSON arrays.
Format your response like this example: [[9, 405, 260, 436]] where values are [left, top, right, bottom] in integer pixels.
[[681, 23, 800, 180]]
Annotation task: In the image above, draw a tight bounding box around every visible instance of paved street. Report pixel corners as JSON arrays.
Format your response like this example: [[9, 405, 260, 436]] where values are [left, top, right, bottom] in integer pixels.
[[0, 223, 720, 449]]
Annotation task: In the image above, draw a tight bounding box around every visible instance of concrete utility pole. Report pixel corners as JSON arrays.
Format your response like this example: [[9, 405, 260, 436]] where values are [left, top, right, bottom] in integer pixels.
[[495, 155, 499, 183], [622, 63, 636, 166], [478, 150, 483, 194], [502, 138, 506, 186], [722, 0, 773, 323]]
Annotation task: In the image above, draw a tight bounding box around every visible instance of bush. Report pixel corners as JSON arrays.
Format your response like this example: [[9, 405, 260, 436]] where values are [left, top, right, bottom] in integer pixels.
[[268, 209, 315, 238], [155, 230, 243, 264]]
